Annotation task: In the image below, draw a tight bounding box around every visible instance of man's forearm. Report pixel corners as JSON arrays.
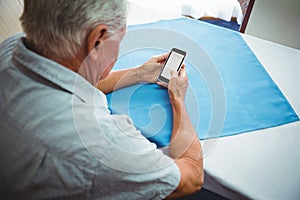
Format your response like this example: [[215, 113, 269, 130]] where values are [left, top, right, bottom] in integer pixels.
[[167, 94, 204, 198], [97, 68, 143, 94], [97, 54, 166, 94], [169, 95, 202, 161]]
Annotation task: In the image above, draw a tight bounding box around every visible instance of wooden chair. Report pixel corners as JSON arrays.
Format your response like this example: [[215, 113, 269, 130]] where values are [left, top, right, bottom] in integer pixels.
[[238, 0, 255, 33]]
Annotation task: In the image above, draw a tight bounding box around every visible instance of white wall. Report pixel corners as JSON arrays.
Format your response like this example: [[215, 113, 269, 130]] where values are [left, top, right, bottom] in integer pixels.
[[245, 0, 300, 49], [0, 0, 23, 42]]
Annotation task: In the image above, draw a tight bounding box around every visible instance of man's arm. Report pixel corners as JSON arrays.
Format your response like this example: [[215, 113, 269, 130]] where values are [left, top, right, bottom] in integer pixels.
[[97, 54, 168, 94], [97, 68, 141, 94], [163, 69, 204, 199]]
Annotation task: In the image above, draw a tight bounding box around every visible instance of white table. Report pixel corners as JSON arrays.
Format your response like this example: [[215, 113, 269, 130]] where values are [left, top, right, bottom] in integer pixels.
[[201, 34, 300, 200]]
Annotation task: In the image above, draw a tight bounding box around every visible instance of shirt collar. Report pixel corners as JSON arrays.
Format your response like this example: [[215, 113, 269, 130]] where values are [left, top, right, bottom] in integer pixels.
[[13, 36, 102, 103]]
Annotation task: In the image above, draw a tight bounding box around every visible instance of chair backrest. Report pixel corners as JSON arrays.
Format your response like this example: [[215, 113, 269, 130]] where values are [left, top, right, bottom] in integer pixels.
[[238, 0, 251, 16], [238, 0, 255, 33]]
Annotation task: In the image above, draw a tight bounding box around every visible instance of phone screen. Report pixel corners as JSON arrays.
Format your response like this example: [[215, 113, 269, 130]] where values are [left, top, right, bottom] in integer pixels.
[[158, 48, 186, 84]]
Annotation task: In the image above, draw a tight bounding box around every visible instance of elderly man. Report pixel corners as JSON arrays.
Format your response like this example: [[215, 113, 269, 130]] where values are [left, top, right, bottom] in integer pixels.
[[0, 0, 203, 199]]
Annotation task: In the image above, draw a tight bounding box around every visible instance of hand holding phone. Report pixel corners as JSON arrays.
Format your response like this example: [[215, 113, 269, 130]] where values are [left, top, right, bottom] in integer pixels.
[[157, 48, 186, 84]]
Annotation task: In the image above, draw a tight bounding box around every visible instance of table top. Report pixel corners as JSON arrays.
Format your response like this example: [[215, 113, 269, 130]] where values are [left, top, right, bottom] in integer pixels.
[[202, 34, 300, 200]]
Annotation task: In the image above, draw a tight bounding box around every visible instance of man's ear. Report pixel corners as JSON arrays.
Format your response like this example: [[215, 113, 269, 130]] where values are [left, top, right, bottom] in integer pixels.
[[87, 25, 108, 55]]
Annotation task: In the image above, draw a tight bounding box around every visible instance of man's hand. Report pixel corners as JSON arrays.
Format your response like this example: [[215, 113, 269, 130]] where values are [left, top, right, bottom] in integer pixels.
[[136, 53, 168, 83], [157, 66, 188, 101], [168, 67, 188, 101]]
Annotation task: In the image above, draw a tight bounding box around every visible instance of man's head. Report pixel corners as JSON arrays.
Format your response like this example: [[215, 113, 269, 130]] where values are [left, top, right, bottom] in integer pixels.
[[20, 0, 127, 78]]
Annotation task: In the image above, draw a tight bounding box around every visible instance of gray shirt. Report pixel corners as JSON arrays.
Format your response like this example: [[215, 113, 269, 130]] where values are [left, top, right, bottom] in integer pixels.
[[0, 34, 180, 200]]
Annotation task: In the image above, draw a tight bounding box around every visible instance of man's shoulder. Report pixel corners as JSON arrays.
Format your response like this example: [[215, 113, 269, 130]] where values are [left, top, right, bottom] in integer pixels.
[[0, 34, 21, 72], [0, 33, 24, 54]]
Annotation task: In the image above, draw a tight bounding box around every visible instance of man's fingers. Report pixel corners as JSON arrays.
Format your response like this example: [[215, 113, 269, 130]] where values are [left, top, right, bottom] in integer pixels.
[[179, 66, 186, 77], [157, 81, 168, 88], [155, 53, 169, 62]]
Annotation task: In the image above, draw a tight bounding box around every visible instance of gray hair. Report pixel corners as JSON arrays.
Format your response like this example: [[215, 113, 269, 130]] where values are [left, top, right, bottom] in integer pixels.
[[20, 0, 127, 60]]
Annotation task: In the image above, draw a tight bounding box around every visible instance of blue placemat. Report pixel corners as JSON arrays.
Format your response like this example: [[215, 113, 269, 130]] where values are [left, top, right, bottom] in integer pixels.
[[106, 18, 299, 147]]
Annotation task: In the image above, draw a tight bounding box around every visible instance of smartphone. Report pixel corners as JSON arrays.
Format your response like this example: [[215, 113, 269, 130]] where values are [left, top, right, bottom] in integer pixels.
[[157, 48, 186, 84]]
